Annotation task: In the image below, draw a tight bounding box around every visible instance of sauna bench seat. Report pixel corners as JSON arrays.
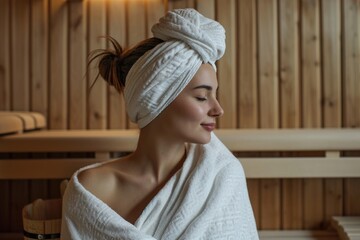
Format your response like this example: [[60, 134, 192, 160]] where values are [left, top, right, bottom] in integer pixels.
[[1, 128, 360, 179]]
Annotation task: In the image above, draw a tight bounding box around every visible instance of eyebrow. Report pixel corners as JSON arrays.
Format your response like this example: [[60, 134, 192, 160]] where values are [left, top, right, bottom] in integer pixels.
[[192, 85, 217, 91]]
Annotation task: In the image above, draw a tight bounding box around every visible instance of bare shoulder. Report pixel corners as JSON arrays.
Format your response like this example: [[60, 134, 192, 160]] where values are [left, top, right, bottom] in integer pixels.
[[77, 160, 125, 201]]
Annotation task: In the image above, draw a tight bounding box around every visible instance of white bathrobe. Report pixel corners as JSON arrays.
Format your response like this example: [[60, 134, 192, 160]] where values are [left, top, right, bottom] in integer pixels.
[[61, 133, 259, 240]]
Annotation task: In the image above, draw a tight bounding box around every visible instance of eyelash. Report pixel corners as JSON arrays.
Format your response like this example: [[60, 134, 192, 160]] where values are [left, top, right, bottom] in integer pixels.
[[196, 97, 207, 102]]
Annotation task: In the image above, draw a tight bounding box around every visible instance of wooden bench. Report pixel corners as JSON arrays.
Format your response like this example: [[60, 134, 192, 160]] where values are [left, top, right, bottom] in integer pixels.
[[331, 217, 360, 240], [0, 128, 359, 179], [1, 112, 360, 239]]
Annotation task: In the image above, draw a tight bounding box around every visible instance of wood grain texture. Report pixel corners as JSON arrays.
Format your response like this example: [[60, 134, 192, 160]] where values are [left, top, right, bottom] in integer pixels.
[[88, 0, 107, 129], [10, 180, 29, 232], [12, 0, 30, 111], [31, 0, 48, 117], [69, 0, 86, 129], [321, 0, 343, 228], [258, 0, 280, 230], [196, 0, 215, 19], [258, 0, 278, 129], [107, 0, 127, 129], [146, 0, 166, 38], [342, 0, 360, 128], [0, 180, 10, 232], [342, 0, 360, 217], [49, 0, 67, 129], [301, 0, 321, 128], [301, 0, 323, 230], [168, 0, 195, 10], [279, 0, 300, 129], [216, 0, 237, 128], [304, 178, 324, 229], [0, 0, 10, 111], [282, 179, 303, 229], [238, 0, 258, 128], [279, 0, 302, 230], [321, 0, 341, 128]]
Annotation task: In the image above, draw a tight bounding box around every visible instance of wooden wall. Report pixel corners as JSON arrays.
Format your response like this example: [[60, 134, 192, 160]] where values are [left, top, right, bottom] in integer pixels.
[[1, 0, 360, 233]]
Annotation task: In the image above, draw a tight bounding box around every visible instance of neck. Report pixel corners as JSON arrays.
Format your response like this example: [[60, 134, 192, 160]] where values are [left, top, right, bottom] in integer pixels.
[[131, 127, 187, 184]]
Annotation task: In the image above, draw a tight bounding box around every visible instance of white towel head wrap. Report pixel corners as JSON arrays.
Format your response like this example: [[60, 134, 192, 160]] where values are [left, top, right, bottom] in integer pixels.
[[124, 8, 226, 128]]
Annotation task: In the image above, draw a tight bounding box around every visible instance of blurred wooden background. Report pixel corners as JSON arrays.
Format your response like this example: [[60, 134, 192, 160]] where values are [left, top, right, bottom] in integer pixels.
[[0, 0, 359, 234]]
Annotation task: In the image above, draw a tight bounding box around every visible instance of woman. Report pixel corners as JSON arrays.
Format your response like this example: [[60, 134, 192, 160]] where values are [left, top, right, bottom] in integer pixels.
[[61, 8, 258, 239]]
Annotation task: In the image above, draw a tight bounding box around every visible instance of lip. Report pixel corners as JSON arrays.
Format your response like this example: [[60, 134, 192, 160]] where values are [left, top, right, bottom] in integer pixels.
[[201, 123, 216, 131]]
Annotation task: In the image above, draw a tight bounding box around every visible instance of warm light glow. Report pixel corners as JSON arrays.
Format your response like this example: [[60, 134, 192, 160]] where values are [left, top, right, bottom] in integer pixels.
[[85, 0, 167, 2]]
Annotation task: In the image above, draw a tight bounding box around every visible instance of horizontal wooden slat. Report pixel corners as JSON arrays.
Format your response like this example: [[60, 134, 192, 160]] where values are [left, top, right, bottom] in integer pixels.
[[0, 130, 139, 152], [218, 129, 360, 151], [1, 129, 360, 152], [241, 157, 360, 178], [0, 111, 46, 131], [331, 217, 360, 240], [1, 157, 359, 180], [259, 230, 339, 239], [0, 159, 102, 179], [0, 115, 23, 135]]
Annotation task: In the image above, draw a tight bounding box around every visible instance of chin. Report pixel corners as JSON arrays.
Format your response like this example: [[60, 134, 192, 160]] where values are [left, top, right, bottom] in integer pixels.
[[187, 133, 211, 145]]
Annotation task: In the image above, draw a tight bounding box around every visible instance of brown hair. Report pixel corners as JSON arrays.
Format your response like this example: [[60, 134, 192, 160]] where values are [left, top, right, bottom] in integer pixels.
[[88, 36, 164, 93]]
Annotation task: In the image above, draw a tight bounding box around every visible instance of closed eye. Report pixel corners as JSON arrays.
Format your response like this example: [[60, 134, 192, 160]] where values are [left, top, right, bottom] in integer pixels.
[[196, 97, 207, 101]]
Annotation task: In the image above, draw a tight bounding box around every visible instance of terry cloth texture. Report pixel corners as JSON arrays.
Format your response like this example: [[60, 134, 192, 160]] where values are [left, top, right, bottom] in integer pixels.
[[61, 132, 259, 240], [124, 8, 226, 128]]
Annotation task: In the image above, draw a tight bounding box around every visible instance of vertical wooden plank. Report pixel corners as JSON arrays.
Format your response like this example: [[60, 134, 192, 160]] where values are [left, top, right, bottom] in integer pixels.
[[47, 179, 62, 199], [282, 179, 303, 229], [196, 0, 215, 19], [321, 0, 343, 227], [238, 0, 258, 128], [217, 0, 237, 128], [260, 178, 281, 230], [168, 0, 195, 10], [343, 0, 360, 216], [12, 0, 30, 111], [238, 0, 259, 227], [127, 0, 147, 129], [88, 0, 107, 129], [127, 1, 146, 48], [303, 177, 324, 229], [49, 0, 68, 129], [301, 0, 323, 230], [258, 0, 279, 129], [345, 178, 360, 215], [31, 0, 48, 117], [279, 0, 300, 129], [247, 179, 260, 228], [301, 0, 321, 128], [69, 0, 86, 129], [324, 179, 343, 226], [0, 180, 10, 232], [322, 0, 341, 127], [29, 180, 48, 202], [258, 0, 280, 230], [279, 0, 302, 230], [107, 0, 127, 129], [146, 0, 166, 37], [29, 153, 48, 205], [10, 180, 29, 232], [343, 0, 360, 129], [0, 0, 11, 111]]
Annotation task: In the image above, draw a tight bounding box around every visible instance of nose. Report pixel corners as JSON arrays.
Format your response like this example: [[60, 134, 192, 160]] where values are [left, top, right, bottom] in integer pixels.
[[209, 99, 224, 118]]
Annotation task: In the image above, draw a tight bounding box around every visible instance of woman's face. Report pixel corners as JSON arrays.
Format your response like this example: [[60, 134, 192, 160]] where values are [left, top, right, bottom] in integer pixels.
[[154, 64, 224, 144]]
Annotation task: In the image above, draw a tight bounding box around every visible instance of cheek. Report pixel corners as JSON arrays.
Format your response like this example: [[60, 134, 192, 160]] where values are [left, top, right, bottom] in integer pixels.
[[172, 100, 206, 122]]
